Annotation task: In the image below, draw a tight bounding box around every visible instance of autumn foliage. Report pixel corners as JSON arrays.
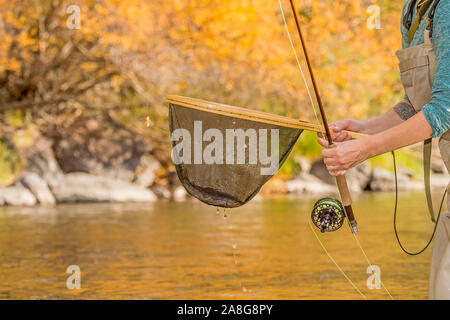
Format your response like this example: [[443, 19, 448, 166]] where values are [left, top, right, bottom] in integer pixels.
[[0, 0, 406, 182]]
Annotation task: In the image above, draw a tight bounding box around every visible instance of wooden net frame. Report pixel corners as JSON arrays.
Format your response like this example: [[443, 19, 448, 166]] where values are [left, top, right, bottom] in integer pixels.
[[166, 95, 366, 140]]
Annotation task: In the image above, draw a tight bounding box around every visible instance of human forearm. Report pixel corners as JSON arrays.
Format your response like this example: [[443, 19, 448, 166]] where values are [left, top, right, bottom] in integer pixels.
[[360, 109, 403, 134], [360, 100, 415, 135], [364, 111, 432, 159], [320, 111, 432, 176], [330, 100, 414, 140]]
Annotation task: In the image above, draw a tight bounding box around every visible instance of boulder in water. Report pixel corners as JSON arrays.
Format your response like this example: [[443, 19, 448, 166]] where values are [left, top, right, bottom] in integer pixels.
[[20, 172, 56, 205], [0, 183, 37, 206], [50, 172, 157, 203]]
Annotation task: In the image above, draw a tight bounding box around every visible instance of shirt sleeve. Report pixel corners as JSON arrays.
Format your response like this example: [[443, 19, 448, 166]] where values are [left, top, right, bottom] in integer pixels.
[[422, 0, 450, 138]]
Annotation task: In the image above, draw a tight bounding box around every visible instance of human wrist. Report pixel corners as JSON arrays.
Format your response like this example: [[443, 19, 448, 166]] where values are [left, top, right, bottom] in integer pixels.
[[353, 119, 371, 134], [359, 135, 378, 160]]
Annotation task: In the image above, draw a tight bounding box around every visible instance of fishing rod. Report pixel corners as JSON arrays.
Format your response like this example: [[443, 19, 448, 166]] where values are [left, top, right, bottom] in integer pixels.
[[288, 0, 358, 234], [280, 0, 395, 299]]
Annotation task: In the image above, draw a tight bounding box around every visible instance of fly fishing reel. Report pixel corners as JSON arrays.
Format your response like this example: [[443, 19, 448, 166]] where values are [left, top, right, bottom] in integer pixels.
[[311, 197, 347, 233]]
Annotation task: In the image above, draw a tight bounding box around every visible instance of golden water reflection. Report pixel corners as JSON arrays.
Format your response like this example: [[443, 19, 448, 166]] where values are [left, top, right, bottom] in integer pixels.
[[0, 191, 441, 299]]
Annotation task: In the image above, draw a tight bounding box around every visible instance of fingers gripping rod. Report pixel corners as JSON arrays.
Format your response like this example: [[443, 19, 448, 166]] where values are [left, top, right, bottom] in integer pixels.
[[288, 0, 358, 234]]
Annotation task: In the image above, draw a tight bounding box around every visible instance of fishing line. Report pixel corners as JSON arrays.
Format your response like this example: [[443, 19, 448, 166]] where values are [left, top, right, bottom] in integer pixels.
[[308, 218, 367, 300], [392, 151, 447, 255], [278, 0, 395, 299], [279, 0, 366, 299], [353, 234, 394, 299], [278, 0, 321, 127]]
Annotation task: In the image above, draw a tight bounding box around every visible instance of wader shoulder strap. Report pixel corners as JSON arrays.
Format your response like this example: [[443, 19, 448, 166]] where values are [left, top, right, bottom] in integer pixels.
[[424, 138, 436, 222], [405, 0, 441, 223], [408, 0, 435, 44], [420, 0, 440, 222]]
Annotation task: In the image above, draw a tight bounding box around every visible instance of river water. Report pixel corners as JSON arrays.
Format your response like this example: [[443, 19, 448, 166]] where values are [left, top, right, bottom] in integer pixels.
[[0, 191, 443, 300]]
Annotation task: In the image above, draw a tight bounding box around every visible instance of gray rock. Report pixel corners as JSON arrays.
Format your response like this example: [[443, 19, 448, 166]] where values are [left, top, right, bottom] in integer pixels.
[[368, 167, 394, 191], [168, 169, 182, 188], [345, 163, 372, 192], [430, 174, 450, 189], [95, 168, 135, 183], [310, 159, 334, 185], [286, 173, 337, 194], [25, 133, 64, 185], [406, 180, 427, 190], [293, 156, 311, 174], [135, 155, 161, 188], [0, 183, 37, 206], [20, 172, 56, 205], [52, 115, 153, 183], [368, 167, 412, 191], [50, 172, 157, 203], [398, 166, 414, 179], [151, 185, 171, 199], [309, 160, 370, 192]]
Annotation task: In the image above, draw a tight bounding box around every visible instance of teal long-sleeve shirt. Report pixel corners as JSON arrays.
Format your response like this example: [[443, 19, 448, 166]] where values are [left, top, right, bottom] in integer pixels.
[[401, 0, 450, 138]]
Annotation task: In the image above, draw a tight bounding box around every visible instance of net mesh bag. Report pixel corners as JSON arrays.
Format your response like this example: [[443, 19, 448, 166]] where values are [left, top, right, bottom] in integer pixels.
[[167, 96, 304, 208]]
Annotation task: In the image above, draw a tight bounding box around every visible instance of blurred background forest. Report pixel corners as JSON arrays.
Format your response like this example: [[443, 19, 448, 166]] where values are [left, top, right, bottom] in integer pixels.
[[1, 1, 448, 301], [0, 0, 437, 205]]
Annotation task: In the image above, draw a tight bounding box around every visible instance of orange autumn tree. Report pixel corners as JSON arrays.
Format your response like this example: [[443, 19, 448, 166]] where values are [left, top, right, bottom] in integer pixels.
[[154, 0, 405, 121], [0, 0, 405, 120], [0, 0, 406, 183]]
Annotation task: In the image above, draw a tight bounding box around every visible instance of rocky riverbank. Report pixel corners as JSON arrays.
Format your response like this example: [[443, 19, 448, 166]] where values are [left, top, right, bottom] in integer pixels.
[[0, 120, 448, 206], [261, 157, 449, 196]]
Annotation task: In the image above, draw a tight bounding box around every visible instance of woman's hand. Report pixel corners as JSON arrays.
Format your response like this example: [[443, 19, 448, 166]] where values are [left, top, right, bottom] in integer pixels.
[[318, 137, 371, 176], [317, 118, 370, 176], [324, 119, 365, 142]]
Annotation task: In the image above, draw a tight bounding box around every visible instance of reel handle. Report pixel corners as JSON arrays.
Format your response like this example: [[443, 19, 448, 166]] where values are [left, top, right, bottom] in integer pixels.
[[336, 175, 358, 234], [336, 175, 352, 207], [329, 144, 359, 234]]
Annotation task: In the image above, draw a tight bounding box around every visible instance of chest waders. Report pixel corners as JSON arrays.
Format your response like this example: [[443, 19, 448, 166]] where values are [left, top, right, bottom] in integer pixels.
[[398, 0, 450, 300]]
